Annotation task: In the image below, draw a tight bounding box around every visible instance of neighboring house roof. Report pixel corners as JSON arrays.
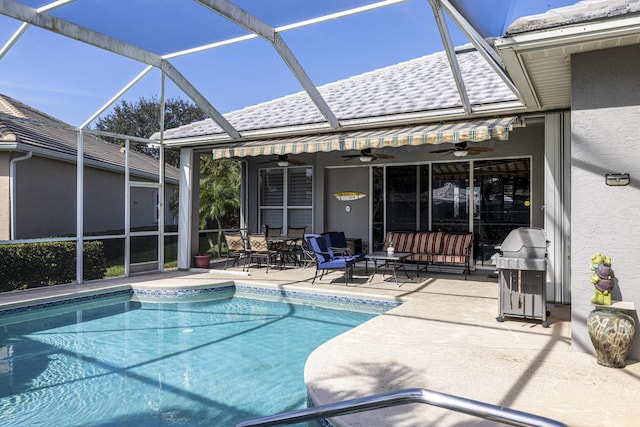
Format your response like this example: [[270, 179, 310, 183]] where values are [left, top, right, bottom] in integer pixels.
[[0, 94, 179, 182], [506, 0, 640, 35], [496, 0, 640, 111], [159, 46, 522, 143]]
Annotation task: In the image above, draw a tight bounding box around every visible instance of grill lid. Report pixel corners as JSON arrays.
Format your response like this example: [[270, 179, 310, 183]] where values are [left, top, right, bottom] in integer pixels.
[[499, 227, 548, 259]]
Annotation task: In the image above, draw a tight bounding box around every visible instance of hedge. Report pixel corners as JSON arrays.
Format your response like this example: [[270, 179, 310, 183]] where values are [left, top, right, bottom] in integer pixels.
[[0, 241, 106, 292]]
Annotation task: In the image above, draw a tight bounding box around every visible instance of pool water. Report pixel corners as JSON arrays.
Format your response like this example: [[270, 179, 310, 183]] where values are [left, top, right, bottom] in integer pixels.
[[0, 289, 380, 426]]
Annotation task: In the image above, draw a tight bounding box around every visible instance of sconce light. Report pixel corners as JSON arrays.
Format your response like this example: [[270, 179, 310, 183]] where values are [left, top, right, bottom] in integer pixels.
[[359, 155, 373, 163], [605, 173, 630, 186], [453, 149, 468, 157], [277, 160, 290, 167]]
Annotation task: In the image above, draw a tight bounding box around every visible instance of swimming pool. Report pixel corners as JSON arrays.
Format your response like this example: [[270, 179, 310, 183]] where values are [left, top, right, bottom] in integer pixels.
[[0, 285, 397, 426]]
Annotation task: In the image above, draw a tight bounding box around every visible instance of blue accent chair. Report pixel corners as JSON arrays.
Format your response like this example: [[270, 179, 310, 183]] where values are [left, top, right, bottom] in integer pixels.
[[323, 231, 366, 262], [301, 233, 322, 268], [307, 235, 358, 285]]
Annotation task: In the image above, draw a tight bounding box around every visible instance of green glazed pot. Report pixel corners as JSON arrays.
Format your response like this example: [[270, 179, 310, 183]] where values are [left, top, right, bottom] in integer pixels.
[[587, 308, 636, 368]]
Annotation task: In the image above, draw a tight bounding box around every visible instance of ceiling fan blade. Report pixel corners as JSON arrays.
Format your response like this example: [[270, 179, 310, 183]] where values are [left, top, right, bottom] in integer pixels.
[[342, 154, 360, 160], [467, 147, 494, 155], [287, 157, 307, 165], [430, 148, 455, 154], [373, 153, 394, 160]]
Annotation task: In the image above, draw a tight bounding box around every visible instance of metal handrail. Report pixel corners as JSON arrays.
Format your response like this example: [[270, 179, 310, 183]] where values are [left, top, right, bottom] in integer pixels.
[[234, 388, 567, 427]]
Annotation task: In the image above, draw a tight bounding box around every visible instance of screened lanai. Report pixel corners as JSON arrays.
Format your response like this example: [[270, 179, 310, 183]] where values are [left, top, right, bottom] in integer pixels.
[[0, 0, 575, 284]]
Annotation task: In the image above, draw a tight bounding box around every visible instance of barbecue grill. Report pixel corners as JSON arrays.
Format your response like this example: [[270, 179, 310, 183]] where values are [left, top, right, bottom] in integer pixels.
[[495, 227, 550, 327]]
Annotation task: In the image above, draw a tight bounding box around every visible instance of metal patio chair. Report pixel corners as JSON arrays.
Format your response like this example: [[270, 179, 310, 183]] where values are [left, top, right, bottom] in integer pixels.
[[223, 230, 250, 270], [284, 226, 306, 265], [246, 233, 280, 273]]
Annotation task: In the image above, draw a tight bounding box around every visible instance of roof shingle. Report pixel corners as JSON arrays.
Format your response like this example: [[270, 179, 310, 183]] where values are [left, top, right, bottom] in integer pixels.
[[506, 0, 640, 35], [161, 46, 520, 141], [0, 94, 178, 181]]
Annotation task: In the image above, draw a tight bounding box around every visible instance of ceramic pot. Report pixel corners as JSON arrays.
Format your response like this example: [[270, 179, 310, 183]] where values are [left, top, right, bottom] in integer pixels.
[[587, 308, 636, 368], [193, 254, 212, 269]]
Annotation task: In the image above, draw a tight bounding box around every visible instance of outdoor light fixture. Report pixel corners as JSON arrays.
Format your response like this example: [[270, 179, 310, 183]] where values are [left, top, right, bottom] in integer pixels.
[[605, 173, 630, 186], [359, 155, 373, 163], [277, 160, 290, 167], [453, 149, 468, 157]]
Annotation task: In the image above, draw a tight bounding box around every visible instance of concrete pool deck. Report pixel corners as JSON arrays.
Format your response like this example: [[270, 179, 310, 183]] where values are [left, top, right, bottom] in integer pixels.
[[1, 264, 638, 426]]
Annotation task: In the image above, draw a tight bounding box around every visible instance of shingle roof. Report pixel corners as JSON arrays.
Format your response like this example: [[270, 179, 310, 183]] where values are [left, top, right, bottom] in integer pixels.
[[506, 0, 640, 35], [0, 94, 179, 181], [161, 46, 520, 141]]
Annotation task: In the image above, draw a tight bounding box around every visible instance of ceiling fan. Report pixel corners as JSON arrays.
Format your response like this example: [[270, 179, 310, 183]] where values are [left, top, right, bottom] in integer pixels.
[[342, 148, 394, 163], [261, 154, 306, 167], [430, 141, 493, 157]]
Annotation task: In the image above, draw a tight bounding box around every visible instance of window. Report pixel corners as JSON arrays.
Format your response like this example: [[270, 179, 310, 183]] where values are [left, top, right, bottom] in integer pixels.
[[259, 167, 312, 231]]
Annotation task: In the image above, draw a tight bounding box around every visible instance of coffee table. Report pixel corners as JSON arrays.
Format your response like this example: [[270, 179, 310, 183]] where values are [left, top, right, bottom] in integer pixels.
[[365, 251, 411, 287]]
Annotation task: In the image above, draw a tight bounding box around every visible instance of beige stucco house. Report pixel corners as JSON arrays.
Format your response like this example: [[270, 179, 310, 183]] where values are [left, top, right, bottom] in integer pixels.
[[0, 94, 179, 241]]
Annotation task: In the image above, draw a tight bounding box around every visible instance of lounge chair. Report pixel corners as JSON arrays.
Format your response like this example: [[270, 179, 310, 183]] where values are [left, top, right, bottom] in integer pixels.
[[306, 235, 358, 285], [301, 233, 321, 268]]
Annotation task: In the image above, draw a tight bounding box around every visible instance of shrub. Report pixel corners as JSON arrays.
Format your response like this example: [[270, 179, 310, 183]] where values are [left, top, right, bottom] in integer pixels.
[[0, 241, 106, 292]]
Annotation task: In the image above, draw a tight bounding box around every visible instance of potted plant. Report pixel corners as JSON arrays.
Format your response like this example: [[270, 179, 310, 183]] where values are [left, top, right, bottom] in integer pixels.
[[193, 252, 212, 269]]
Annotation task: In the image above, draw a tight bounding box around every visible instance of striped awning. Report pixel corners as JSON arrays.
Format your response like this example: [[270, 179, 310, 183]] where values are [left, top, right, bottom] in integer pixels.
[[211, 116, 517, 159]]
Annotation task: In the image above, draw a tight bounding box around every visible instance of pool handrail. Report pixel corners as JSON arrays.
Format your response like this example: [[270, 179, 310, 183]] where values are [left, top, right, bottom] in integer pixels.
[[234, 387, 567, 427]]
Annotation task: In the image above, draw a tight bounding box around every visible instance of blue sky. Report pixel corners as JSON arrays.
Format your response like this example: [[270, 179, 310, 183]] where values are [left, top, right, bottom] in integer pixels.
[[0, 0, 579, 127]]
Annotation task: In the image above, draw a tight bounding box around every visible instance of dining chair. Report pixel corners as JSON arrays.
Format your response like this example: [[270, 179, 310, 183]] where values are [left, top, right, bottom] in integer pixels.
[[247, 233, 279, 273], [265, 226, 282, 237], [284, 226, 306, 265], [223, 230, 250, 270]]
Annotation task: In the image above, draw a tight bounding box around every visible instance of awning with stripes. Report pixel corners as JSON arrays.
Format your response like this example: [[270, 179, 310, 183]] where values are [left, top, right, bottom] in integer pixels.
[[211, 116, 517, 159]]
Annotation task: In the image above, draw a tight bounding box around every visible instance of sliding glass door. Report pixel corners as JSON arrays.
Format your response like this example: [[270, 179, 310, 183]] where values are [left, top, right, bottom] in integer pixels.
[[431, 162, 471, 233], [473, 159, 531, 265], [369, 158, 531, 263]]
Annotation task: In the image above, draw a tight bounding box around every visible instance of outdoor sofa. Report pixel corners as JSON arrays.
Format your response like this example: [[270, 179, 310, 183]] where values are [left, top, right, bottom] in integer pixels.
[[383, 231, 474, 279]]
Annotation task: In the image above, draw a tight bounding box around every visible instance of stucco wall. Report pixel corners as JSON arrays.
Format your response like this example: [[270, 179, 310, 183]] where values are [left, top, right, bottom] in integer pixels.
[[14, 155, 177, 239], [0, 153, 10, 240], [245, 122, 546, 246], [571, 45, 640, 360], [15, 155, 77, 238], [325, 166, 370, 247]]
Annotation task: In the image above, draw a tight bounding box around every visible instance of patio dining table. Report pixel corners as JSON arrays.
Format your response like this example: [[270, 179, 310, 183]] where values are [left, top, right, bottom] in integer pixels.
[[267, 236, 301, 265]]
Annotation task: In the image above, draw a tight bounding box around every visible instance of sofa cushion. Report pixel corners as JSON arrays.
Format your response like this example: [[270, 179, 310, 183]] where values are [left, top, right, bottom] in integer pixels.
[[412, 231, 444, 255], [432, 254, 467, 264], [441, 233, 474, 256], [384, 232, 414, 253], [407, 253, 432, 263]]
